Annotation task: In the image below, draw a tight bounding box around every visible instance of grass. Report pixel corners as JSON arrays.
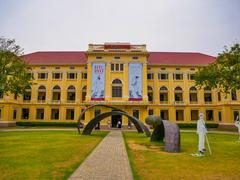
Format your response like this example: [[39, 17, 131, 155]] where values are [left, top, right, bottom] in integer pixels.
[[123, 131, 240, 180], [0, 130, 108, 180]]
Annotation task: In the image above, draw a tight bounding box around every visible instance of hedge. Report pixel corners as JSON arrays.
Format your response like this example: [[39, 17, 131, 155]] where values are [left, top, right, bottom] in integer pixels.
[[16, 121, 79, 127], [177, 123, 219, 128]]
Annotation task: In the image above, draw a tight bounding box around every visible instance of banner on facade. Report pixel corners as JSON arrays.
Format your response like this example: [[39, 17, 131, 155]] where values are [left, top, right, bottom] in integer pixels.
[[128, 63, 143, 101], [91, 63, 105, 100]]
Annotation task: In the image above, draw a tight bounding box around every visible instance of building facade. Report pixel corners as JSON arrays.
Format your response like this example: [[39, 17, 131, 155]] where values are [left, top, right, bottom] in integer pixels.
[[0, 43, 239, 127]]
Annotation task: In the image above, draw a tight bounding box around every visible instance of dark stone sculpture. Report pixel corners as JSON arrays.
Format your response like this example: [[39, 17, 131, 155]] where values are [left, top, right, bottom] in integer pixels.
[[145, 115, 180, 153], [78, 104, 151, 137]]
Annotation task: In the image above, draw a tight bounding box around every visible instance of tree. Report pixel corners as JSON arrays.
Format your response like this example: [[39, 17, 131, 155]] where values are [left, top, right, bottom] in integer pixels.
[[195, 43, 240, 93], [0, 37, 32, 96]]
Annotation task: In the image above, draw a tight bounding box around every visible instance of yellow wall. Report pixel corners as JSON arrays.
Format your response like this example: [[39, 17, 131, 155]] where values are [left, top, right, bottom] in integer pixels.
[[0, 47, 240, 126]]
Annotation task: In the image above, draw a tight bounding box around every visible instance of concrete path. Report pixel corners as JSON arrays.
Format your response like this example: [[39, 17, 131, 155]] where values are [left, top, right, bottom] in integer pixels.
[[69, 130, 133, 180]]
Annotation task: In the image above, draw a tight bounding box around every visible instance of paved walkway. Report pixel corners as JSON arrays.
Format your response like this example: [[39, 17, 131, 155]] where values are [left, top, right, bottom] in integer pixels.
[[69, 130, 133, 180]]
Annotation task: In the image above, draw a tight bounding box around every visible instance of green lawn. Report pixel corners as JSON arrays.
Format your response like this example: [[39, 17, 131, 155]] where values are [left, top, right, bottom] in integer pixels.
[[0, 130, 108, 180], [123, 131, 240, 180]]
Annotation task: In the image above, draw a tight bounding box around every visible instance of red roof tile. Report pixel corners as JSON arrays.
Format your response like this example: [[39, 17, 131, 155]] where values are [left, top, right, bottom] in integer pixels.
[[148, 52, 216, 65], [21, 51, 87, 65], [21, 51, 216, 66]]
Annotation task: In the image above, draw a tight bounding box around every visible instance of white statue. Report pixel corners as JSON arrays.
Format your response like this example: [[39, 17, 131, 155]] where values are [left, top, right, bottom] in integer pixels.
[[235, 116, 240, 141], [197, 113, 207, 155], [91, 75, 102, 98]]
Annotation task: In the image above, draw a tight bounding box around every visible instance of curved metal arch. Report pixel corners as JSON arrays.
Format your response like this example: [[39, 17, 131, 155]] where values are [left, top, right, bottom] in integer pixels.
[[78, 104, 150, 137], [82, 111, 150, 136]]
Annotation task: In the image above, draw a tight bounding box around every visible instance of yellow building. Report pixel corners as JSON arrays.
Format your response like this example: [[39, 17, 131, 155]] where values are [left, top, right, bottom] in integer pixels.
[[0, 43, 239, 128]]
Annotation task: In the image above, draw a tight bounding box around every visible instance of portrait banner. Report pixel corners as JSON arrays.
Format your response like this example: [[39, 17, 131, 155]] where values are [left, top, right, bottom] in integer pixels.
[[91, 63, 105, 100], [128, 63, 143, 100]]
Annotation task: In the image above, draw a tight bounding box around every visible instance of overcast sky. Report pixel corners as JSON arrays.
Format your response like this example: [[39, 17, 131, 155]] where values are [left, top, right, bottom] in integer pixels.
[[1, 0, 240, 56]]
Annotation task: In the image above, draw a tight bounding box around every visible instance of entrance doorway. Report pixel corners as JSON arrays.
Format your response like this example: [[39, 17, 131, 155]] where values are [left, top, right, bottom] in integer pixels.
[[112, 110, 122, 128]]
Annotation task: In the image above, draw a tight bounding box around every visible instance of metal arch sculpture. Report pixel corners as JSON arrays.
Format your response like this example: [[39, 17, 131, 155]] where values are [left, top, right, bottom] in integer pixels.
[[77, 104, 151, 137]]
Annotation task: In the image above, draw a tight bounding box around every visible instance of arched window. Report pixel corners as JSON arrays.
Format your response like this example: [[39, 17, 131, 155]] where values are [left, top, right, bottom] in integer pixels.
[[67, 85, 76, 102], [112, 79, 122, 98], [159, 86, 168, 103], [52, 85, 61, 101], [38, 85, 46, 101], [174, 86, 183, 103], [82, 86, 87, 101], [231, 90, 237, 101], [204, 86, 212, 103], [23, 86, 31, 101], [148, 86, 153, 102], [189, 86, 198, 103]]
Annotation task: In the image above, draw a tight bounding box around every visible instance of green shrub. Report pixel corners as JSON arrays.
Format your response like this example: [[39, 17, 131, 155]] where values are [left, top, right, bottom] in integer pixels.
[[16, 121, 78, 127], [177, 123, 218, 128]]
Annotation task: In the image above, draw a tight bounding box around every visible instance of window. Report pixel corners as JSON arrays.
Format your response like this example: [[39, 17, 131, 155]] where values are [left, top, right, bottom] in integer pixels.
[[120, 64, 124, 71], [66, 109, 75, 120], [111, 64, 124, 71], [40, 66, 46, 69], [158, 73, 168, 80], [160, 110, 169, 120], [206, 110, 214, 121], [133, 109, 139, 119], [174, 86, 183, 103], [0, 109, 2, 119], [189, 86, 198, 103], [51, 109, 59, 120], [52, 85, 61, 101], [188, 74, 195, 80], [233, 111, 239, 121], [14, 93, 17, 100], [190, 68, 195, 71], [38, 73, 48, 80], [218, 92, 221, 101], [96, 56, 102, 59], [231, 90, 237, 101], [0, 91, 3, 99], [176, 68, 180, 70], [218, 111, 222, 121], [176, 110, 184, 121], [36, 109, 44, 120], [23, 86, 31, 101], [67, 86, 76, 102], [204, 87, 212, 103], [82, 86, 87, 101], [81, 109, 85, 120], [112, 79, 122, 98], [191, 110, 199, 121], [159, 86, 168, 103], [147, 73, 154, 80], [82, 73, 87, 79], [38, 86, 46, 101], [132, 56, 139, 59], [55, 66, 60, 69], [173, 73, 183, 80], [148, 109, 154, 115], [111, 64, 114, 71], [21, 108, 29, 119], [114, 56, 120, 59], [52, 73, 62, 80], [161, 67, 166, 70], [13, 109, 17, 120], [69, 66, 75, 69], [148, 86, 153, 102], [67, 73, 77, 80]]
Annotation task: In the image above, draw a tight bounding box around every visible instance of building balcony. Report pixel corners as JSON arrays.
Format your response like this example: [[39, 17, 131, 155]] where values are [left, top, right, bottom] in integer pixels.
[[190, 101, 198, 104], [174, 101, 185, 105], [160, 101, 168, 104], [37, 100, 46, 103], [51, 100, 61, 104], [205, 101, 212, 104], [67, 100, 76, 103]]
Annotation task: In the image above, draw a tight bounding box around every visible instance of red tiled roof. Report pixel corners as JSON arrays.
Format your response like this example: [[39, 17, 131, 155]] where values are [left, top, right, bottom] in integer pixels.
[[21, 51, 87, 65], [21, 51, 216, 65], [148, 52, 216, 65]]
